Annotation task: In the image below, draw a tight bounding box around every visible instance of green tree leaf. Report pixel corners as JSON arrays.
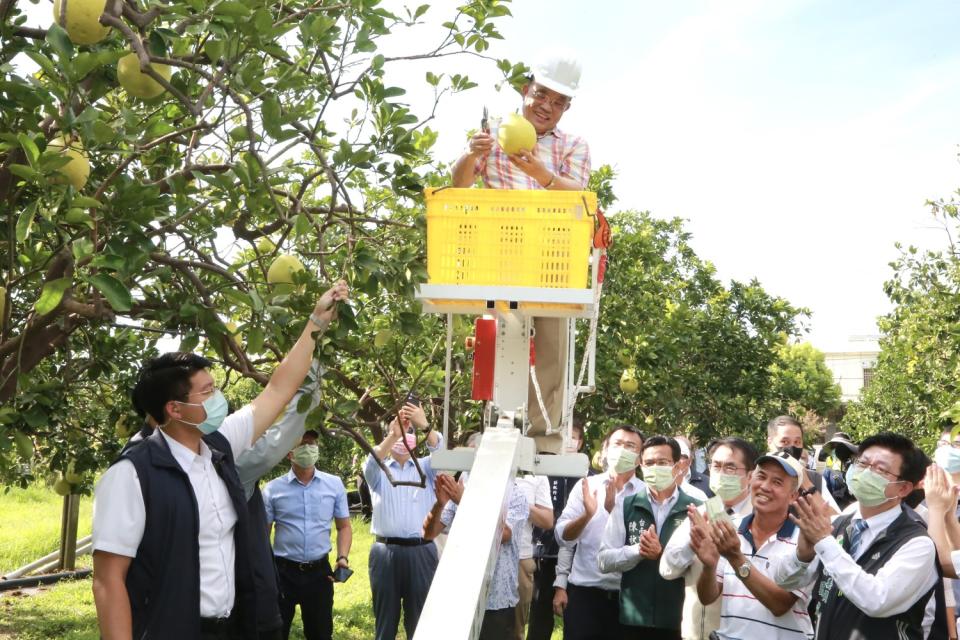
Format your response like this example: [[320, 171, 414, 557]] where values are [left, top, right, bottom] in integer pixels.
[[86, 274, 133, 312], [34, 278, 71, 315]]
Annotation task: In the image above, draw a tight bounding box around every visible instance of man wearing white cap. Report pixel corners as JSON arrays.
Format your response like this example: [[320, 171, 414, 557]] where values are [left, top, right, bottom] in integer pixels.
[[451, 49, 592, 454], [689, 450, 814, 640]]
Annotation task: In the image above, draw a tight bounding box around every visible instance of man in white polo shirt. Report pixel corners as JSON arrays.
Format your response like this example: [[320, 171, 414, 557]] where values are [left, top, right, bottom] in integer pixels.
[[91, 281, 348, 640], [554, 425, 644, 639], [690, 450, 814, 640]]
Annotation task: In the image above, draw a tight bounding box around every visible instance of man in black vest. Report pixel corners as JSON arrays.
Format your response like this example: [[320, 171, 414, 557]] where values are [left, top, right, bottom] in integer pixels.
[[773, 431, 938, 640], [91, 281, 348, 640]]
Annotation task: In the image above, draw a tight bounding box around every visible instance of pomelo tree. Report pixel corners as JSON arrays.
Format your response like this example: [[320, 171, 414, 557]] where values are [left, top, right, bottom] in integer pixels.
[[843, 187, 960, 449], [0, 0, 525, 486]]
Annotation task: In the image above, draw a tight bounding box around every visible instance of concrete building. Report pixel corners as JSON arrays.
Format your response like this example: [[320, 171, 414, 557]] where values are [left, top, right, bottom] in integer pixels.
[[821, 335, 881, 403]]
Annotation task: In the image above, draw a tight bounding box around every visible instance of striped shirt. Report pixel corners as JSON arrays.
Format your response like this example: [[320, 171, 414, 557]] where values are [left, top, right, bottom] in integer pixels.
[[475, 127, 591, 190], [714, 513, 814, 640], [362, 434, 443, 538]]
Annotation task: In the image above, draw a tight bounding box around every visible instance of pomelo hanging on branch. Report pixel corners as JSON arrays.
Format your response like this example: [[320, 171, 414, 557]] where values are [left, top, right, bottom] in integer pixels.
[[47, 135, 90, 190], [52, 0, 110, 45], [117, 53, 172, 100], [267, 254, 306, 295]]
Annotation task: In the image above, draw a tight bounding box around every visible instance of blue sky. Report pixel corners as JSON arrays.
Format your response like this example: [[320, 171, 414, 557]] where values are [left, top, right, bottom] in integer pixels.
[[420, 0, 960, 349], [17, 0, 960, 350]]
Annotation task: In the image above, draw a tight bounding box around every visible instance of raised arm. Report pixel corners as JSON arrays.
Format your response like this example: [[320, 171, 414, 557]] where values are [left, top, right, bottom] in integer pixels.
[[920, 464, 959, 578], [557, 479, 596, 542], [246, 281, 347, 443], [236, 363, 322, 498]]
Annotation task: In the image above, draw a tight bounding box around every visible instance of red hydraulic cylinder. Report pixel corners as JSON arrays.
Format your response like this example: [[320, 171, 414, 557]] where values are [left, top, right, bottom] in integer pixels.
[[471, 318, 496, 401]]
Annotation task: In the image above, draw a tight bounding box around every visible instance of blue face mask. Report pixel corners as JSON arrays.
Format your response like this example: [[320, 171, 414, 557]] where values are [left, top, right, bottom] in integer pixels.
[[176, 389, 229, 434], [936, 446, 960, 474]]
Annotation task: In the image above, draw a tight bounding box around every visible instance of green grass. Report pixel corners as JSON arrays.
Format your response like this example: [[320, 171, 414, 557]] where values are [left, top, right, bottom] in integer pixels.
[[0, 485, 563, 639], [0, 484, 92, 575]]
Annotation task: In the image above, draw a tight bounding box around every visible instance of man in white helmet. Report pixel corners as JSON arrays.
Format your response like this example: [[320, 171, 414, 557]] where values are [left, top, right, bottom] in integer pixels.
[[452, 49, 591, 191], [451, 50, 592, 454]]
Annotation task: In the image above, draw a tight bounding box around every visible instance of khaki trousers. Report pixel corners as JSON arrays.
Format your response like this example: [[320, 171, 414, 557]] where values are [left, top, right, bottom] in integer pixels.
[[527, 317, 567, 454], [515, 557, 537, 640]]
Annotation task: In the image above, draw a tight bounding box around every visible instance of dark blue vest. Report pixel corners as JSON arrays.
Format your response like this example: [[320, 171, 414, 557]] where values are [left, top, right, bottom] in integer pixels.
[[247, 484, 282, 632], [118, 429, 257, 639], [813, 504, 940, 640]]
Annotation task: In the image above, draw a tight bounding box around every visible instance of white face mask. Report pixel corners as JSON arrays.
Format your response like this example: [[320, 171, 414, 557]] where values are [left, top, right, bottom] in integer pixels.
[[605, 445, 638, 474]]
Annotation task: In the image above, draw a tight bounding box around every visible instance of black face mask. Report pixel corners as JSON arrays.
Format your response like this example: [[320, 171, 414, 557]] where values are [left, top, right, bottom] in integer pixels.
[[780, 446, 804, 461]]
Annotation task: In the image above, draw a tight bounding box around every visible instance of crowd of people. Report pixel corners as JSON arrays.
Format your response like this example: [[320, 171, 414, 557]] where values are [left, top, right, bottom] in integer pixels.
[[89, 338, 960, 640], [85, 48, 960, 640]]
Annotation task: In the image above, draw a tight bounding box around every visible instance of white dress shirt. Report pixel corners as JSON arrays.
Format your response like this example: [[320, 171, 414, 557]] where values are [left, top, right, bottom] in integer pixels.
[[516, 475, 553, 560], [597, 485, 684, 575], [554, 473, 642, 591], [92, 407, 254, 619], [772, 503, 938, 619], [660, 492, 753, 640]]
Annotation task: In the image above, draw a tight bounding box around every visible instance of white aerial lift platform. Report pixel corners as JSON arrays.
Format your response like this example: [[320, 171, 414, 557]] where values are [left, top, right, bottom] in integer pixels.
[[412, 187, 609, 640]]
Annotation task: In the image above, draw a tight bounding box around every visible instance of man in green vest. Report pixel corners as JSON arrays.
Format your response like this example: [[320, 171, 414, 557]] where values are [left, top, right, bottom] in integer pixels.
[[598, 435, 702, 640]]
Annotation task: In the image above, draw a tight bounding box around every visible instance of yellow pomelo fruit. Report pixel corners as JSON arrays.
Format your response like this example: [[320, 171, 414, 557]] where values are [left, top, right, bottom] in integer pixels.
[[48, 136, 90, 190], [619, 368, 639, 394], [267, 255, 305, 295], [256, 237, 276, 254], [53, 475, 73, 496], [117, 53, 172, 99], [497, 112, 537, 155], [53, 0, 110, 45]]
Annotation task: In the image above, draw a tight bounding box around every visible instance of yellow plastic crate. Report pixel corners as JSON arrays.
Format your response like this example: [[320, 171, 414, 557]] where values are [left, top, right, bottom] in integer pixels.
[[425, 188, 596, 289]]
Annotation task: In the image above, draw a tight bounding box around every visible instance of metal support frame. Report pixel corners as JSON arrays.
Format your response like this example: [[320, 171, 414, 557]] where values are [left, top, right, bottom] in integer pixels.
[[413, 235, 603, 639], [493, 313, 530, 428], [414, 425, 525, 640]]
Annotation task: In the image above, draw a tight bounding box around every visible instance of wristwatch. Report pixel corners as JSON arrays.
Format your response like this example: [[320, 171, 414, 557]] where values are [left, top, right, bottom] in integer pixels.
[[337, 555, 349, 564], [736, 561, 752, 580]]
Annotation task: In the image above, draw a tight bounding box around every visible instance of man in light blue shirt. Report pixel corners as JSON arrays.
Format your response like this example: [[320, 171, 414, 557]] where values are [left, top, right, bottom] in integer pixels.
[[263, 429, 352, 640], [363, 402, 443, 640]]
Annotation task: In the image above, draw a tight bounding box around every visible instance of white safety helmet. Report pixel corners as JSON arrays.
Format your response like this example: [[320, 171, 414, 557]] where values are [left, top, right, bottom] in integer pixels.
[[532, 49, 582, 98]]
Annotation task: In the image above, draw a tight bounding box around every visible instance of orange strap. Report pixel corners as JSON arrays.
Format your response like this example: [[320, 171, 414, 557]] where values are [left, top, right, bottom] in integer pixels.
[[593, 209, 612, 249]]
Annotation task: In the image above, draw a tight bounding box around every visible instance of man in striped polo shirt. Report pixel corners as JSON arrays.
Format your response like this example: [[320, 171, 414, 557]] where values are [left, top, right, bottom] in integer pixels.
[[450, 49, 591, 454], [690, 450, 814, 640]]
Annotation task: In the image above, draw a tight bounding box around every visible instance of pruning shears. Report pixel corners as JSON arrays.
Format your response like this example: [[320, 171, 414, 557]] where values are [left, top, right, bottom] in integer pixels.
[[481, 106, 490, 134]]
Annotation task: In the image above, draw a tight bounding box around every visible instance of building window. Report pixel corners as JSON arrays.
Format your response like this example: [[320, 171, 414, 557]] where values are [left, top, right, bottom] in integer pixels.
[[862, 367, 875, 389]]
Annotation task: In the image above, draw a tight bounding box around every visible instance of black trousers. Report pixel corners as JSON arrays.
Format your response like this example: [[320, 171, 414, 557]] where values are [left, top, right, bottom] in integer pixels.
[[480, 606, 517, 640], [620, 626, 681, 640], [275, 555, 334, 640], [527, 557, 558, 640], [563, 584, 625, 640], [199, 614, 242, 640]]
